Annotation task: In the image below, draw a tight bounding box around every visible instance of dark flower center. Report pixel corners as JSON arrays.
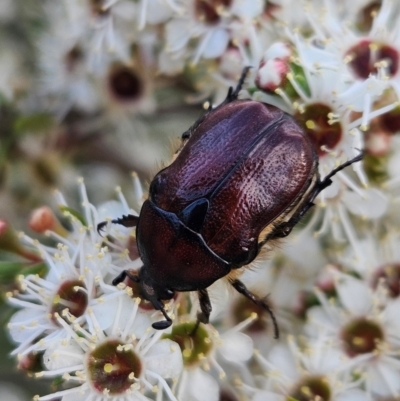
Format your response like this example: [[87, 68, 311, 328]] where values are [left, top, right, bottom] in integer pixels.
[[346, 39, 399, 79], [87, 340, 141, 394], [123, 271, 155, 311], [64, 46, 84, 73], [356, 1, 381, 32], [232, 296, 269, 333], [163, 322, 212, 366], [341, 318, 384, 357], [108, 65, 144, 103], [90, 0, 110, 17], [195, 0, 232, 25], [379, 104, 400, 134], [220, 389, 239, 401], [50, 280, 88, 325], [288, 375, 331, 401], [295, 103, 342, 156], [372, 262, 400, 297]]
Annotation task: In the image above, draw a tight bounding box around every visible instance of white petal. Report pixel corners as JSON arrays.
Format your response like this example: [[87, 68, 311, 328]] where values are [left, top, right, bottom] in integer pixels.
[[335, 389, 369, 401], [252, 390, 283, 401], [166, 20, 190, 52], [342, 188, 388, 219], [43, 340, 83, 371], [181, 369, 219, 401], [202, 28, 229, 59], [263, 42, 292, 60], [382, 299, 400, 333], [62, 388, 89, 401], [367, 361, 400, 396], [8, 308, 47, 343], [146, 0, 173, 24], [334, 272, 372, 315], [232, 0, 263, 18], [91, 296, 120, 331], [305, 306, 335, 335], [144, 339, 183, 378], [267, 344, 298, 380], [158, 49, 185, 75], [219, 331, 253, 362]]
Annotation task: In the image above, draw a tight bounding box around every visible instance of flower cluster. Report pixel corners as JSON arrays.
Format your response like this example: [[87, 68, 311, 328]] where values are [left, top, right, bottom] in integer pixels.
[[2, 0, 400, 400]]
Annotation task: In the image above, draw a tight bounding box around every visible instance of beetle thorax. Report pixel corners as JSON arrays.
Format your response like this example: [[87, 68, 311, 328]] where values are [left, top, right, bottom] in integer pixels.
[[136, 200, 231, 293]]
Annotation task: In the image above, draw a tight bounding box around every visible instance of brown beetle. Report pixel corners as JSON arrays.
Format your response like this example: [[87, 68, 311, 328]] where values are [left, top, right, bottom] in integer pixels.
[[98, 68, 362, 338]]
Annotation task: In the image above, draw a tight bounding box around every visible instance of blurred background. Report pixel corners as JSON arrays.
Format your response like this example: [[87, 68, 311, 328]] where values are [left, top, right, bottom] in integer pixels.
[[0, 1, 208, 398]]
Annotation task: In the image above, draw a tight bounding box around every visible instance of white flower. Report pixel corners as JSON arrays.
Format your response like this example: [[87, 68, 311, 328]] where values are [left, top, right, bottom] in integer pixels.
[[7, 178, 146, 356], [306, 270, 400, 398], [249, 336, 369, 401], [168, 314, 255, 401], [165, 0, 264, 65], [34, 302, 182, 401], [298, 177, 388, 256]]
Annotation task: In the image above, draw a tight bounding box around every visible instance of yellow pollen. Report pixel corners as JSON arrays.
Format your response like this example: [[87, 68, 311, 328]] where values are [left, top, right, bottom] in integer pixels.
[[182, 349, 192, 358], [352, 336, 366, 346], [305, 120, 316, 129], [300, 386, 312, 396], [369, 42, 379, 51], [53, 295, 61, 304], [104, 363, 114, 373]]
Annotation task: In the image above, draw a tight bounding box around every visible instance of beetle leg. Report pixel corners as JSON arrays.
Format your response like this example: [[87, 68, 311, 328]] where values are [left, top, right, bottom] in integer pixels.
[[97, 214, 139, 235], [266, 152, 363, 241], [225, 66, 252, 103], [190, 288, 212, 335], [231, 279, 279, 339], [152, 302, 173, 330], [112, 269, 140, 286]]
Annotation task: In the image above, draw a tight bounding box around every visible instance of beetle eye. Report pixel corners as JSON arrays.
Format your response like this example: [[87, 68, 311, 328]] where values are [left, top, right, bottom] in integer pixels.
[[165, 289, 175, 299]]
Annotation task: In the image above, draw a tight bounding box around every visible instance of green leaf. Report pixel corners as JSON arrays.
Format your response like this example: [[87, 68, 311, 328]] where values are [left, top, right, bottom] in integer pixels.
[[13, 113, 54, 134], [0, 261, 48, 284], [0, 261, 26, 282], [59, 206, 87, 226]]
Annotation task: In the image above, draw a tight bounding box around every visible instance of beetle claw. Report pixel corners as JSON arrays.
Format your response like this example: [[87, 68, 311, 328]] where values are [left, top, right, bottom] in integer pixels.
[[97, 221, 108, 236], [152, 320, 172, 330]]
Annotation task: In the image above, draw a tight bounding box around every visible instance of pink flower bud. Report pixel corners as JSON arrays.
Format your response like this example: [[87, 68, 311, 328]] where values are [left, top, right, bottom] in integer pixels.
[[29, 206, 57, 233]]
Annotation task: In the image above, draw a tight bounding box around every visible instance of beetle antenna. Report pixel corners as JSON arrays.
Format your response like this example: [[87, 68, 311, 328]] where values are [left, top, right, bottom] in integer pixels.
[[319, 151, 363, 189]]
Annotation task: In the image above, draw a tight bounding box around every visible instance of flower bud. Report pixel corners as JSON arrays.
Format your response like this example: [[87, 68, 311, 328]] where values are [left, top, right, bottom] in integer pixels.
[[255, 43, 292, 93], [29, 206, 68, 236], [0, 220, 41, 262]]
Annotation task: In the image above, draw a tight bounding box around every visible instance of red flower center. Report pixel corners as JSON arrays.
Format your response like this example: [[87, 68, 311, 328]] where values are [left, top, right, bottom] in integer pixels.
[[87, 340, 142, 394], [346, 39, 399, 79], [50, 280, 88, 325], [295, 103, 342, 156], [372, 262, 400, 298], [195, 0, 232, 25]]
